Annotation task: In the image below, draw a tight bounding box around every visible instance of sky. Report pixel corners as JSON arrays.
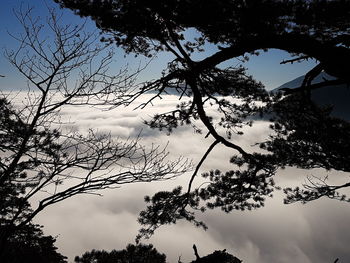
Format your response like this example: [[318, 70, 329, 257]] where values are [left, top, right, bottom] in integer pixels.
[[1, 1, 349, 263], [0, 0, 319, 91]]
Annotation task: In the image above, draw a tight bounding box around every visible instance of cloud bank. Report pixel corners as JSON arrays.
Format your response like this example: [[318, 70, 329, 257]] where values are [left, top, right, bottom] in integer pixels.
[[8, 92, 350, 263]]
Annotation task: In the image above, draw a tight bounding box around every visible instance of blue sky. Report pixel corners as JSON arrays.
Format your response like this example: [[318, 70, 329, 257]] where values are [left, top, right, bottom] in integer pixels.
[[0, 0, 319, 91]]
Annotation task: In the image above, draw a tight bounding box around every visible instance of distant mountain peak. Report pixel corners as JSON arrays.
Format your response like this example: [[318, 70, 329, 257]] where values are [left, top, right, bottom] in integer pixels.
[[275, 72, 336, 91], [274, 72, 349, 121]]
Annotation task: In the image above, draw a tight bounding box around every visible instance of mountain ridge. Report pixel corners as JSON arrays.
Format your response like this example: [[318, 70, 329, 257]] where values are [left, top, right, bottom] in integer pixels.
[[274, 72, 350, 120]]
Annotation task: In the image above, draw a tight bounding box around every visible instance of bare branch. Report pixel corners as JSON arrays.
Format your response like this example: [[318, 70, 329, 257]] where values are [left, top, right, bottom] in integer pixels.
[[0, 7, 190, 240]]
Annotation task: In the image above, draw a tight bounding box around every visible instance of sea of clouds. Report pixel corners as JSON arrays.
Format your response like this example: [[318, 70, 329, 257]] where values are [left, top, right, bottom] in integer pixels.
[[5, 91, 350, 263]]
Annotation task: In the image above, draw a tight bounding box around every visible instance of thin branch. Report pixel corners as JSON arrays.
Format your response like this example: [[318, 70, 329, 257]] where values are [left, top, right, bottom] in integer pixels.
[[280, 55, 311, 64], [187, 140, 219, 195]]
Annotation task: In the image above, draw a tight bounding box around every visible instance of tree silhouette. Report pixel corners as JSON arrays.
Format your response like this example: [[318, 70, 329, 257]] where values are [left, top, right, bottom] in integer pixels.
[[0, 6, 189, 254], [1, 223, 67, 263], [54, 0, 350, 238], [76, 243, 244, 263], [188, 248, 242, 263], [74, 243, 166, 263]]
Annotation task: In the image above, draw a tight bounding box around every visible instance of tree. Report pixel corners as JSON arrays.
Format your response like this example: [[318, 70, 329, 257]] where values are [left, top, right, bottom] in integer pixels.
[[180, 244, 242, 263], [75, 243, 243, 263], [54, 0, 350, 238], [0, 6, 189, 253], [74, 243, 166, 263], [1, 222, 67, 263]]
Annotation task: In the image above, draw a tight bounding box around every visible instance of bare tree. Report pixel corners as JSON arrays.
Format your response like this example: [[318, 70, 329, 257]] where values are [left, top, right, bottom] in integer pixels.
[[0, 6, 190, 252]]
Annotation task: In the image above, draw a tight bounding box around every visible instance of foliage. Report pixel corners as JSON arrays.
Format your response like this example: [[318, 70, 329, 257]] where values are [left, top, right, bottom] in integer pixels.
[[54, 0, 350, 238], [75, 244, 243, 263], [74, 243, 166, 263], [189, 250, 242, 263], [0, 223, 67, 263]]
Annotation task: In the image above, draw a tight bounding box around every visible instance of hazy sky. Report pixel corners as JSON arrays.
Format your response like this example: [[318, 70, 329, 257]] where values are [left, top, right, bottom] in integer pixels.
[[1, 1, 349, 263]]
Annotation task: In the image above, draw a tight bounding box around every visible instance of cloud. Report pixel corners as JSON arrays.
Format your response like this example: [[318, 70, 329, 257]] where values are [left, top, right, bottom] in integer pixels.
[[8, 91, 350, 263]]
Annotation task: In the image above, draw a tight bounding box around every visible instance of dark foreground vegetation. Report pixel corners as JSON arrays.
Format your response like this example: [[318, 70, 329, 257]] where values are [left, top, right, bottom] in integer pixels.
[[75, 244, 242, 263]]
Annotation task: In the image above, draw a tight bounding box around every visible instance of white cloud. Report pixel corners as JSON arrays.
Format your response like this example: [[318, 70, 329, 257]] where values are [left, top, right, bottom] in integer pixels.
[[7, 91, 350, 263]]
